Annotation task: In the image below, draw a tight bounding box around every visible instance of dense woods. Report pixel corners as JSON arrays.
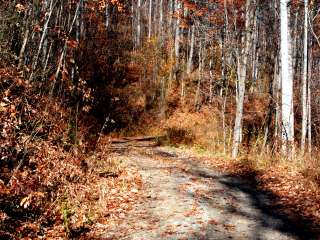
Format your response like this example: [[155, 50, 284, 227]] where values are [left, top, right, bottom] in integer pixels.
[[1, 0, 320, 238]]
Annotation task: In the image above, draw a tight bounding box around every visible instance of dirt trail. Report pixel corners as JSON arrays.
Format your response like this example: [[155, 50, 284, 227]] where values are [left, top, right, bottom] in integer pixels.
[[95, 147, 317, 240]]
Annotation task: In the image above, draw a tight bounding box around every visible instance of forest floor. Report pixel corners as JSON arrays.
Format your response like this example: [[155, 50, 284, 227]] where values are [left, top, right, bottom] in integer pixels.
[[87, 145, 320, 240]]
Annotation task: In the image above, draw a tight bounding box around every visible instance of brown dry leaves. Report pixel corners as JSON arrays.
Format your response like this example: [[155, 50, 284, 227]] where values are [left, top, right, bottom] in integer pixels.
[[259, 166, 320, 226]]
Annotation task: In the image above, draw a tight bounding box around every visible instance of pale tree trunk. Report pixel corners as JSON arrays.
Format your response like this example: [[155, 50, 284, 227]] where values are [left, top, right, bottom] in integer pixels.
[[42, 0, 49, 65], [181, 77, 185, 103], [194, 38, 202, 112], [18, 26, 29, 70], [105, 2, 109, 29], [209, 59, 213, 102], [222, 91, 227, 154], [222, 0, 229, 154], [76, 0, 82, 41], [168, 0, 173, 30], [251, 9, 258, 88], [273, 0, 281, 143], [137, 0, 141, 48], [170, 0, 180, 82], [56, 4, 62, 34], [158, 0, 163, 44], [220, 35, 227, 154], [301, 0, 308, 152], [49, 1, 81, 97], [307, 46, 312, 155], [154, 0, 159, 36], [131, 0, 134, 47], [148, 0, 152, 39], [29, 0, 54, 81], [187, 24, 195, 74], [232, 0, 252, 158], [274, 55, 281, 141], [71, 0, 82, 84], [307, 78, 311, 154], [280, 0, 294, 153], [174, 1, 180, 60], [80, 0, 84, 38]]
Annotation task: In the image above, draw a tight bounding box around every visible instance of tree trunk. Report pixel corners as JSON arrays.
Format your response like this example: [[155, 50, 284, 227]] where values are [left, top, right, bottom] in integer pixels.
[[105, 2, 110, 29], [148, 0, 152, 39], [17, 27, 29, 70], [137, 0, 141, 48], [280, 0, 294, 153], [301, 0, 308, 152], [29, 0, 54, 81], [232, 0, 252, 158], [195, 38, 202, 112], [187, 24, 195, 74], [174, 1, 180, 60], [158, 0, 163, 44], [307, 44, 312, 155]]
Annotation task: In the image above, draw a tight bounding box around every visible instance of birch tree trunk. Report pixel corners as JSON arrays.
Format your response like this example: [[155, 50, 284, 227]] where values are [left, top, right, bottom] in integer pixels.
[[307, 45, 312, 155], [168, 0, 173, 31], [50, 1, 81, 97], [231, 0, 252, 158], [194, 38, 202, 112], [301, 0, 308, 152], [280, 0, 294, 153], [148, 0, 152, 39], [186, 24, 195, 74], [137, 0, 141, 48], [42, 0, 49, 65], [158, 0, 163, 44], [174, 1, 180, 60], [307, 76, 312, 154], [251, 9, 258, 88], [209, 59, 214, 102], [273, 0, 281, 144], [18, 26, 29, 70], [274, 55, 281, 141], [105, 2, 109, 29], [221, 34, 227, 154], [29, 0, 54, 81]]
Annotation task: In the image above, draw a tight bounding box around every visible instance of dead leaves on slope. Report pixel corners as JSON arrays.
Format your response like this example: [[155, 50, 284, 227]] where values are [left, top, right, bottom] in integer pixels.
[[260, 167, 320, 226]]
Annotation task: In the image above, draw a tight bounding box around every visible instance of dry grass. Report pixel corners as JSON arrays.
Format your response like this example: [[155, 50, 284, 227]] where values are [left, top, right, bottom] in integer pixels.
[[160, 105, 320, 187], [163, 106, 229, 152]]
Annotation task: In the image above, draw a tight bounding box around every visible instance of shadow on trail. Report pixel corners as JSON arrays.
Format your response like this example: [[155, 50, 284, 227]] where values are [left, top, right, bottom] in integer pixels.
[[149, 149, 320, 240], [195, 171, 318, 239]]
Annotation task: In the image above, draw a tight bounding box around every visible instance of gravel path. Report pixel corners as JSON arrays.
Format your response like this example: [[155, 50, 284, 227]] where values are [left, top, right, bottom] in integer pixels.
[[99, 147, 317, 240]]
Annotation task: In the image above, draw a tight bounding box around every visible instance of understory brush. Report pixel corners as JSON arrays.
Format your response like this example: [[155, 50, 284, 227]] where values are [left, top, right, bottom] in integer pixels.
[[0, 67, 141, 239]]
